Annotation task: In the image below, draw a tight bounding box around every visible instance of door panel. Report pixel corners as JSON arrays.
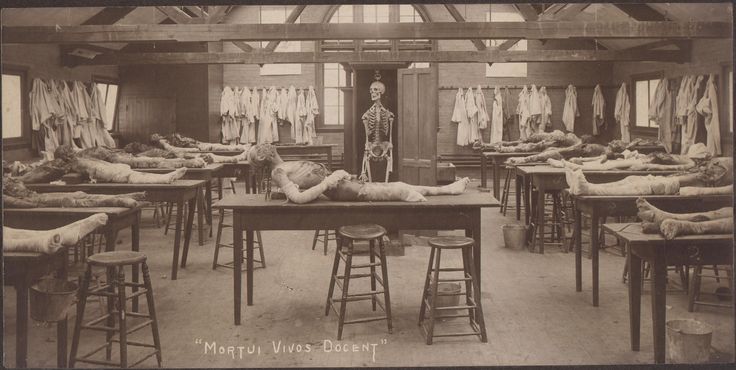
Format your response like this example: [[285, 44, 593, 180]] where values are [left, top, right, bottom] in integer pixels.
[[119, 96, 176, 143], [398, 68, 437, 185]]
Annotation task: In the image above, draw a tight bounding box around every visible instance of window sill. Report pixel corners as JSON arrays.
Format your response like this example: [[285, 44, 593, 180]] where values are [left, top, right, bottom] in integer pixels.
[[316, 126, 344, 134], [2, 139, 31, 151]]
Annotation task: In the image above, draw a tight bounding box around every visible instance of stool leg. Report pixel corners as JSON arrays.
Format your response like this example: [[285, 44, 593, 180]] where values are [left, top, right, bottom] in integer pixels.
[[418, 247, 436, 326], [379, 238, 392, 334], [461, 247, 474, 326], [164, 203, 174, 235], [143, 262, 163, 367], [713, 265, 721, 283], [213, 209, 225, 270], [688, 264, 703, 312], [426, 248, 442, 345], [312, 230, 320, 251], [323, 231, 329, 256], [337, 242, 354, 340], [369, 239, 377, 311], [116, 267, 128, 368], [325, 235, 342, 317], [256, 231, 266, 268], [69, 267, 92, 368], [105, 268, 115, 361], [466, 247, 488, 343]]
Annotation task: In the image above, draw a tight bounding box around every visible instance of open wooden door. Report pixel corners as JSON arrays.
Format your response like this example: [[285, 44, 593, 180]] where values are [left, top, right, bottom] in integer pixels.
[[397, 67, 438, 185]]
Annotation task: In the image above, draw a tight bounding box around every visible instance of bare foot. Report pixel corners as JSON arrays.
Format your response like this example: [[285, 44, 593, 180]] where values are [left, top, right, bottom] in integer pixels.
[[659, 219, 681, 240], [565, 169, 587, 195], [443, 177, 470, 194], [167, 167, 187, 182]]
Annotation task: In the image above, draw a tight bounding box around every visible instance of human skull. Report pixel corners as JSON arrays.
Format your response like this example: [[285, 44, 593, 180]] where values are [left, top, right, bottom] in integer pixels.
[[369, 81, 386, 102]]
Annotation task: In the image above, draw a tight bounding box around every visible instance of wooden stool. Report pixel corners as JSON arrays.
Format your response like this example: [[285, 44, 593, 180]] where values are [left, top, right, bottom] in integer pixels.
[[688, 264, 733, 312], [419, 236, 488, 345], [529, 190, 567, 253], [312, 230, 336, 256], [69, 251, 162, 368], [212, 208, 265, 270], [325, 224, 392, 340], [500, 166, 516, 216]]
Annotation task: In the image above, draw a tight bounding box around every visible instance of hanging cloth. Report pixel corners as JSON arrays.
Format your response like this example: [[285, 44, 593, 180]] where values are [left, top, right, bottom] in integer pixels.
[[296, 89, 307, 144], [239, 87, 255, 144], [592, 84, 605, 136], [90, 83, 116, 148], [502, 87, 513, 140], [490, 86, 504, 144], [278, 87, 289, 121], [474, 86, 490, 145], [71, 81, 95, 149], [562, 84, 579, 133], [649, 78, 675, 153], [614, 83, 631, 142], [451, 88, 470, 146], [516, 86, 531, 140], [304, 86, 319, 145], [286, 85, 298, 139], [465, 87, 480, 144], [538, 86, 552, 132], [250, 87, 260, 121], [696, 74, 722, 156], [220, 86, 239, 144], [258, 88, 273, 144], [682, 75, 705, 154], [528, 84, 542, 136]]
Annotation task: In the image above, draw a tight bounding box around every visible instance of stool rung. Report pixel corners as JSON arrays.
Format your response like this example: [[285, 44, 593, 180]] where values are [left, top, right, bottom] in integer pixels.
[[431, 331, 482, 338], [335, 273, 372, 280], [435, 291, 467, 297], [126, 311, 152, 318], [81, 324, 117, 332], [111, 339, 157, 348], [345, 290, 385, 299], [120, 282, 146, 288], [332, 296, 373, 303], [693, 301, 733, 308], [437, 277, 472, 283], [130, 350, 160, 368], [74, 357, 120, 367], [433, 304, 476, 311], [351, 262, 382, 269], [433, 267, 465, 272], [125, 289, 149, 301], [87, 291, 116, 298], [433, 313, 473, 319], [88, 284, 112, 294], [84, 313, 112, 327], [78, 341, 111, 360], [343, 316, 389, 325], [127, 319, 154, 336]]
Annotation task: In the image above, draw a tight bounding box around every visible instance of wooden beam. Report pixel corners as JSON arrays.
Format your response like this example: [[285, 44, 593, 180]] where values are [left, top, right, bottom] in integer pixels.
[[538, 4, 567, 20], [185, 6, 207, 18], [206, 6, 229, 24], [156, 6, 202, 24], [231, 41, 254, 52], [553, 4, 590, 21], [442, 4, 486, 51], [514, 4, 539, 21], [81, 7, 137, 25], [74, 49, 691, 66], [622, 39, 681, 53], [614, 4, 669, 21], [5, 22, 730, 44], [264, 5, 306, 52]]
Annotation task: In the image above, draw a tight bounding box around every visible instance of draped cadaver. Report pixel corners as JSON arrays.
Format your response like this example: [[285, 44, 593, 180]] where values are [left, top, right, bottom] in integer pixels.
[[636, 198, 733, 240], [360, 75, 395, 183], [3, 213, 109, 254], [3, 175, 144, 208]]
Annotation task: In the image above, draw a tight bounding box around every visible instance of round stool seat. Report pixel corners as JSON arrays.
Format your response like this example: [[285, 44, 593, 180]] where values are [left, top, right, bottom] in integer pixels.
[[87, 251, 147, 266], [427, 236, 474, 249], [338, 224, 387, 240]]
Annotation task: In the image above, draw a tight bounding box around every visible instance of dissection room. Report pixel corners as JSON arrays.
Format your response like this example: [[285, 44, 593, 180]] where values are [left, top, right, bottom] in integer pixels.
[[2, 2, 734, 368]]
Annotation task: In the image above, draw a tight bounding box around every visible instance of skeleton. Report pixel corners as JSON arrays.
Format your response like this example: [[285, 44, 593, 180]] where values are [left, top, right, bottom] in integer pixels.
[[636, 198, 733, 240], [249, 144, 470, 204], [3, 213, 108, 254], [360, 78, 394, 183], [3, 175, 145, 208]]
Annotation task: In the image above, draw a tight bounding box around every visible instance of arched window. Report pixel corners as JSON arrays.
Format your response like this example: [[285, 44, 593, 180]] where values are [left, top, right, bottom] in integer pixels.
[[485, 4, 527, 77]]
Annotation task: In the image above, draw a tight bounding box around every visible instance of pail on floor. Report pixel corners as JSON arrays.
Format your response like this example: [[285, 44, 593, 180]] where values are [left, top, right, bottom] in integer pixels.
[[502, 224, 527, 249], [30, 278, 78, 322], [666, 319, 713, 363], [429, 282, 462, 319]]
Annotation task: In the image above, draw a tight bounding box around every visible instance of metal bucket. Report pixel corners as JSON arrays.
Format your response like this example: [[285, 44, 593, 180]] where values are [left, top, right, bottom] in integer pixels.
[[30, 278, 78, 322], [503, 224, 528, 249], [666, 319, 713, 363], [429, 282, 462, 319]]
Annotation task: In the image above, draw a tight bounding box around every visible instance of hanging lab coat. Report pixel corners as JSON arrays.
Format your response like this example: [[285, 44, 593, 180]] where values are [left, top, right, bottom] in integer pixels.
[[295, 89, 307, 144], [239, 87, 255, 144], [268, 87, 280, 143], [516, 86, 531, 140], [258, 88, 273, 144], [696, 74, 721, 156], [490, 87, 504, 144], [465, 87, 480, 144], [451, 88, 470, 146], [614, 83, 631, 142], [287, 85, 297, 139], [278, 88, 288, 121], [90, 83, 116, 148], [474, 86, 489, 145], [71, 81, 95, 149], [649, 78, 675, 153], [304, 86, 319, 145], [250, 87, 260, 121], [592, 84, 605, 136], [682, 75, 704, 154], [528, 84, 542, 136], [538, 87, 552, 132], [562, 85, 579, 133]]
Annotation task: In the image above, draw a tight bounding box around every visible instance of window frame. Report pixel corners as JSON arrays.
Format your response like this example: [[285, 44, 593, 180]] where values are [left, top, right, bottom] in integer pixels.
[[630, 71, 664, 136], [2, 64, 31, 149], [92, 75, 121, 132], [485, 5, 528, 78], [721, 63, 733, 134], [259, 5, 302, 76]]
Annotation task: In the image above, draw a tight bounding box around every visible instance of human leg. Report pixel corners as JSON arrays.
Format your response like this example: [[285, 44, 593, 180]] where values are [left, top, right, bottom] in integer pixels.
[[660, 218, 734, 240], [565, 170, 680, 196], [637, 198, 732, 225]]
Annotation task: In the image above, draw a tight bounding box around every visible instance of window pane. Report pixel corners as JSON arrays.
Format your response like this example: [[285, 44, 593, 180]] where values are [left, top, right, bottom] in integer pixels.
[[338, 67, 347, 86], [96, 83, 108, 99], [635, 80, 649, 127], [324, 88, 338, 104], [648, 79, 659, 128], [323, 105, 339, 125], [729, 70, 733, 131], [324, 68, 338, 87], [2, 74, 22, 139], [104, 84, 118, 130], [485, 5, 527, 78], [364, 5, 376, 22]]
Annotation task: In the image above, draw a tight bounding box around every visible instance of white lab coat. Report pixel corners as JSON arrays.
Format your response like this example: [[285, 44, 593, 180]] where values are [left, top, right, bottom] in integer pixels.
[[592, 84, 605, 136], [696, 74, 721, 155], [562, 85, 579, 133], [614, 83, 631, 142], [451, 88, 470, 146], [490, 86, 504, 144]]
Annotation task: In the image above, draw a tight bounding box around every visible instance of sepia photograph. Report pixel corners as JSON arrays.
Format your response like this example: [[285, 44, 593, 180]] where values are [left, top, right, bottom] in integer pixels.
[[1, 1, 734, 368]]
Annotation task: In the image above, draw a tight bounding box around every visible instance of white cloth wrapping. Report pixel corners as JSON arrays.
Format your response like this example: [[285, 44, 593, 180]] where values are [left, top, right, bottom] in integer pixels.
[[562, 84, 579, 133], [516, 86, 531, 140], [490, 86, 504, 144], [304, 86, 319, 145], [538, 86, 552, 132], [451, 88, 470, 146], [614, 83, 631, 142], [465, 87, 480, 144], [592, 84, 605, 136], [696, 74, 721, 156]]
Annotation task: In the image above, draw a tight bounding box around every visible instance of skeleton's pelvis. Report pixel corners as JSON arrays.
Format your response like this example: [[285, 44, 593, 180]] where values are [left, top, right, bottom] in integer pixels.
[[366, 142, 392, 160]]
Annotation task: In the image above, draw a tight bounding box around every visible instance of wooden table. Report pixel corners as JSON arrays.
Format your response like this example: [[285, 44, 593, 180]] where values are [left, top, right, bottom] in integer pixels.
[[137, 163, 224, 240], [5, 248, 70, 368], [479, 151, 539, 197], [571, 194, 733, 307], [199, 144, 335, 170], [25, 180, 204, 280], [516, 166, 678, 253], [218, 161, 256, 196], [603, 223, 733, 364], [214, 192, 499, 325]]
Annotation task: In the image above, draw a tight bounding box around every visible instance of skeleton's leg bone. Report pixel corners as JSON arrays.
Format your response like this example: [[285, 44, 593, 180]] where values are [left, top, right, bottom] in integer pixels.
[[660, 217, 734, 240], [679, 185, 733, 196], [636, 197, 732, 225]]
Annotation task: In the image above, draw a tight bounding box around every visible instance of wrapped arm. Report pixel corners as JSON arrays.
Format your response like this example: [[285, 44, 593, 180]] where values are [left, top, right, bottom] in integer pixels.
[[273, 168, 350, 204]]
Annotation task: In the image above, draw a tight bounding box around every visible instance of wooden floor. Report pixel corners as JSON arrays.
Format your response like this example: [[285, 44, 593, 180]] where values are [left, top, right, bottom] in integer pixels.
[[3, 180, 734, 367]]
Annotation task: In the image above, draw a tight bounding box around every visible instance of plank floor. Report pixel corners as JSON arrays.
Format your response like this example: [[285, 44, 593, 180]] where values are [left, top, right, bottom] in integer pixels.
[[3, 180, 734, 367]]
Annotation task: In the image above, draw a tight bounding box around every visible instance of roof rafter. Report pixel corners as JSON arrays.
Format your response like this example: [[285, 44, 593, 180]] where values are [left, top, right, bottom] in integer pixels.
[[264, 5, 306, 52]]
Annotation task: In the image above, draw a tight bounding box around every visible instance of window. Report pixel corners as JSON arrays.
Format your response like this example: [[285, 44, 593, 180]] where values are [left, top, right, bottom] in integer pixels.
[[363, 5, 390, 46], [485, 5, 527, 78], [94, 81, 119, 131], [259, 5, 301, 76], [634, 77, 660, 128], [400, 4, 430, 69], [323, 63, 348, 126], [2, 66, 29, 147]]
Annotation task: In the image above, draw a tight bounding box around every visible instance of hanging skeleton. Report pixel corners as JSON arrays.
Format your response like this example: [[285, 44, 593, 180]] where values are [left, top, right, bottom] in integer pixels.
[[360, 73, 394, 183]]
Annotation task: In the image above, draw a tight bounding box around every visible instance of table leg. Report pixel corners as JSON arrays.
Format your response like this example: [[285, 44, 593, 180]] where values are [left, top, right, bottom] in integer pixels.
[[651, 250, 667, 364], [515, 173, 522, 221], [218, 177, 223, 200], [536, 185, 546, 254], [493, 161, 501, 200], [244, 166, 251, 194], [104, 229, 118, 252], [195, 188, 205, 246], [466, 211, 482, 319], [524, 176, 532, 225], [233, 212, 243, 325], [628, 246, 641, 352], [575, 208, 582, 292], [171, 200, 184, 280], [132, 217, 140, 312], [16, 280, 28, 368], [181, 196, 197, 269], [480, 154, 487, 188], [57, 317, 67, 368], [205, 181, 213, 238], [591, 211, 599, 306], [246, 229, 254, 306]]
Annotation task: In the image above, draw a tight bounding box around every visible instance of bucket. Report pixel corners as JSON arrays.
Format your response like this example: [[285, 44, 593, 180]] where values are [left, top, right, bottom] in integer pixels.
[[30, 278, 78, 322], [666, 319, 713, 363], [429, 282, 462, 319], [503, 224, 528, 249]]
